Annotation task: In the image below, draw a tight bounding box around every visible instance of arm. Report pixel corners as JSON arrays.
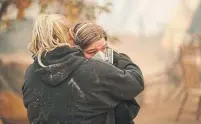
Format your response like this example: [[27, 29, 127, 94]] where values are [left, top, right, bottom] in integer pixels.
[[112, 51, 143, 121], [112, 51, 144, 99], [113, 51, 137, 70], [87, 57, 144, 100]]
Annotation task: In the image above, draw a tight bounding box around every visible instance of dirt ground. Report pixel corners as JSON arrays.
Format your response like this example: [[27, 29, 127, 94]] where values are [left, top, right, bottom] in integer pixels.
[[135, 97, 201, 124]]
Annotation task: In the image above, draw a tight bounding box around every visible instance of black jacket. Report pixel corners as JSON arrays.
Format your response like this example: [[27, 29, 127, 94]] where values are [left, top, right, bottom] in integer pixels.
[[113, 51, 142, 124], [22, 46, 144, 124]]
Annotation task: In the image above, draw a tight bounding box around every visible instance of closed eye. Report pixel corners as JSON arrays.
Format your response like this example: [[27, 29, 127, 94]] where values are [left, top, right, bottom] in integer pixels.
[[87, 50, 97, 54]]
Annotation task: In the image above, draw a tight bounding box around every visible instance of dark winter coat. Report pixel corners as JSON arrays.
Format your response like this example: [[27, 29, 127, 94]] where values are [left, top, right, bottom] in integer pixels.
[[22, 46, 144, 124], [113, 51, 142, 124]]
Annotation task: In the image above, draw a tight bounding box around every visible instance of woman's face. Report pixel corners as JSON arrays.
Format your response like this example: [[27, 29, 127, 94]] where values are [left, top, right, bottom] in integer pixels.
[[83, 38, 107, 59]]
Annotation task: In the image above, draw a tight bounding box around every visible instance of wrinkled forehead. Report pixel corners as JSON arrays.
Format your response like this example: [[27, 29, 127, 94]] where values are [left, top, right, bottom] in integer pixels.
[[85, 38, 106, 50], [95, 38, 106, 47]]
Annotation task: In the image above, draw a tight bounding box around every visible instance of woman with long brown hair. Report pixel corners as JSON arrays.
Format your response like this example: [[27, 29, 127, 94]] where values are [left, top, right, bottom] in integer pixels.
[[68, 22, 144, 124]]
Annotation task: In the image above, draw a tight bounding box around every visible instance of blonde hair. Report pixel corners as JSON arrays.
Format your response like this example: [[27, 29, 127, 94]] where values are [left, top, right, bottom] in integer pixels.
[[69, 22, 107, 49], [28, 14, 71, 67]]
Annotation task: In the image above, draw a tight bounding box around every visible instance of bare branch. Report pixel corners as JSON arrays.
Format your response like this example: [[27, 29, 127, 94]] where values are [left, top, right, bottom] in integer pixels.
[[0, 0, 12, 21]]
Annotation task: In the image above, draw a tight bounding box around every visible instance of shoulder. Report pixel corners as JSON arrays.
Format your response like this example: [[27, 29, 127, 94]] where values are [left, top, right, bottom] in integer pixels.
[[78, 59, 122, 77], [23, 63, 41, 89], [24, 64, 35, 79]]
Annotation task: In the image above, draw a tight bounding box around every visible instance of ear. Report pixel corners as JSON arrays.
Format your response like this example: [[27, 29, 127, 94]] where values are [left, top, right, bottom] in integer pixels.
[[68, 28, 75, 46], [68, 38, 75, 46], [69, 28, 75, 40]]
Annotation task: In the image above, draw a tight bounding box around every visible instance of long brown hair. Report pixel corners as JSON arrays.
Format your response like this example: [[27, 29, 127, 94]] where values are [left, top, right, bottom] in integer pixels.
[[69, 22, 107, 49]]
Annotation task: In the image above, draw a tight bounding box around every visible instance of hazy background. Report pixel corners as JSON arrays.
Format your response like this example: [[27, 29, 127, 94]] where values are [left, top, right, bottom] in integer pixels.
[[0, 0, 201, 124]]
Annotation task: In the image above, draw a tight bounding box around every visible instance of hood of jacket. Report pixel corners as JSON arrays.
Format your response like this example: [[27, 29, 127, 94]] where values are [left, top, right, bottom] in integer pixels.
[[34, 46, 85, 86]]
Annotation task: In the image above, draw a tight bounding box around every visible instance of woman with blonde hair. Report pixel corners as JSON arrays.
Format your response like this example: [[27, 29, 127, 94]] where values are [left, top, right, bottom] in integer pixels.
[[22, 14, 144, 124], [69, 22, 144, 124]]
